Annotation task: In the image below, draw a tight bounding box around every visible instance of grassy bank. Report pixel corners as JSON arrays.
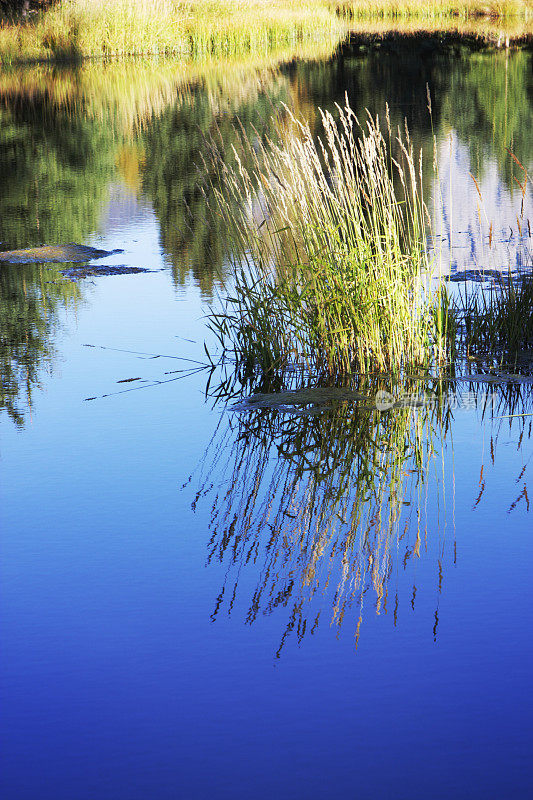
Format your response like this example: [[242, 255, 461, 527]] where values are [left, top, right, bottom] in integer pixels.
[[336, 0, 533, 21], [0, 0, 343, 62], [346, 15, 533, 38], [1, 0, 533, 63]]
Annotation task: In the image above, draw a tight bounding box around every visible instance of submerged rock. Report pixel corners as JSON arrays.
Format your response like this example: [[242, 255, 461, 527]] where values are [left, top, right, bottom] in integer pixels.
[[232, 386, 371, 412], [446, 268, 533, 283], [60, 264, 151, 280], [0, 244, 123, 264]]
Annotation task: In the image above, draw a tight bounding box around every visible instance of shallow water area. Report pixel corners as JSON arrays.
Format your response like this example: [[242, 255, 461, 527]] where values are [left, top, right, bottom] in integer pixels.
[[1, 33, 532, 800]]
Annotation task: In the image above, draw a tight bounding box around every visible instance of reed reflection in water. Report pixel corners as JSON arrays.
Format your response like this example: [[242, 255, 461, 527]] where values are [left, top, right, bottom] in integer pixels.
[[188, 375, 448, 655], [186, 374, 532, 656]]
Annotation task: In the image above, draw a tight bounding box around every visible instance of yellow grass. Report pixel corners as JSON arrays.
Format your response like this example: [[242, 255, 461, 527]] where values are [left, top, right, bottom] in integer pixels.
[[1, 0, 532, 64], [0, 0, 342, 62], [335, 0, 533, 18]]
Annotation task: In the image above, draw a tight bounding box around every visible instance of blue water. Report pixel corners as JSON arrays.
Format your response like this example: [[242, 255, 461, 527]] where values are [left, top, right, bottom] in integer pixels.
[[1, 36, 532, 799]]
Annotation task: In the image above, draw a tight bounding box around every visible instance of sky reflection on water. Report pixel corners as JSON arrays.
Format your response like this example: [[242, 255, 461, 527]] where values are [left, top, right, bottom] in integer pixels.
[[0, 34, 532, 799]]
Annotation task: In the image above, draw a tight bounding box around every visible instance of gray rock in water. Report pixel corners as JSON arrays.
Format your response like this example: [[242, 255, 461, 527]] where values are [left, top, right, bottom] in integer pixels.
[[60, 264, 151, 280], [0, 244, 123, 264]]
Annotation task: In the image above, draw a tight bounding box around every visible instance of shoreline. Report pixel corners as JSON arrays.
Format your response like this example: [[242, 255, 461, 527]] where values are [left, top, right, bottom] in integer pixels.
[[1, 0, 533, 65]]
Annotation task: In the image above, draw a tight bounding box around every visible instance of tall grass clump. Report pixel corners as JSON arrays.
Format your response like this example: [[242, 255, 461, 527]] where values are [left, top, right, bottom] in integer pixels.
[[207, 99, 447, 377], [457, 270, 533, 356], [449, 153, 533, 362], [333, 0, 533, 21], [0, 0, 344, 63]]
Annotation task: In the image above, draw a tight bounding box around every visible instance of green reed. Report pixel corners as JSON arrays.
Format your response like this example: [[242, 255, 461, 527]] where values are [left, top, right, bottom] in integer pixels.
[[456, 269, 533, 357], [207, 99, 448, 377]]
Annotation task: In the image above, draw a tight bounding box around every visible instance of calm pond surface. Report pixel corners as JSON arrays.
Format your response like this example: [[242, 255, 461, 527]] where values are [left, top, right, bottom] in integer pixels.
[[1, 34, 532, 799]]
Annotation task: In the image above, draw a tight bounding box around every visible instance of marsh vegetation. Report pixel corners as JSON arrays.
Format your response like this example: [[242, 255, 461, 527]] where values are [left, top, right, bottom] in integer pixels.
[[1, 0, 533, 63], [207, 100, 449, 376], [1, 35, 533, 424], [206, 97, 533, 381], [0, 0, 344, 62]]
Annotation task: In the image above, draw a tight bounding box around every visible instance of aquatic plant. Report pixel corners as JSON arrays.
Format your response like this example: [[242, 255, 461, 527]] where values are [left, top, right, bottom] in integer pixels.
[[207, 99, 448, 376], [449, 153, 533, 360], [455, 269, 533, 356]]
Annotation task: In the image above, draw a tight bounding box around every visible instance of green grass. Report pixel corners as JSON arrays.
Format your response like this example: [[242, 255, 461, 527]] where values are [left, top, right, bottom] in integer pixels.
[[206, 100, 448, 377], [456, 269, 533, 357], [0, 0, 343, 62], [1, 0, 533, 64], [334, 0, 533, 21]]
